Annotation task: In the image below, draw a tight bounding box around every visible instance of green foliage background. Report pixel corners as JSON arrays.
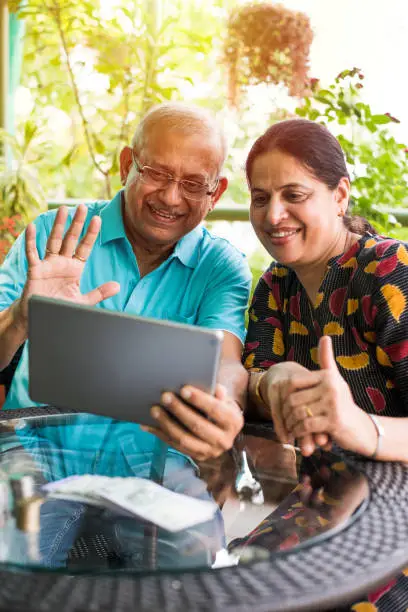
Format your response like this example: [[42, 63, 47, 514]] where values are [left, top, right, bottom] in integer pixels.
[[3, 2, 408, 276], [10, 0, 241, 201], [296, 68, 408, 236]]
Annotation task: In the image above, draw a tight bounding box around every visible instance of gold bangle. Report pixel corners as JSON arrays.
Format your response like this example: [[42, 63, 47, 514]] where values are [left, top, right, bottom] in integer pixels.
[[254, 371, 267, 406]]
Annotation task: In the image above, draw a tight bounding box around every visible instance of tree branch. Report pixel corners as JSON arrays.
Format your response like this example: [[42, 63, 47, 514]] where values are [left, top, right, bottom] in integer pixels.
[[111, 65, 132, 173], [44, 0, 111, 196]]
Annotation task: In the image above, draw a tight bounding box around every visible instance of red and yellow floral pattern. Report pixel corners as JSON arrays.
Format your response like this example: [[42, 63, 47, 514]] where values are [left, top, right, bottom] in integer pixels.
[[243, 233, 408, 610], [243, 233, 408, 418]]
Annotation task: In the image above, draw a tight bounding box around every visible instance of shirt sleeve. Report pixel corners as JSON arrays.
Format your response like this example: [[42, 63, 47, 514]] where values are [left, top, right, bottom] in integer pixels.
[[371, 242, 408, 414], [195, 245, 252, 344], [0, 210, 57, 311], [242, 267, 286, 371]]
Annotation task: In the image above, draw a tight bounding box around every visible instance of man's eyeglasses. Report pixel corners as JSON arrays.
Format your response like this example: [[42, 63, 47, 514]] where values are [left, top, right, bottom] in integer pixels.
[[131, 150, 219, 202]]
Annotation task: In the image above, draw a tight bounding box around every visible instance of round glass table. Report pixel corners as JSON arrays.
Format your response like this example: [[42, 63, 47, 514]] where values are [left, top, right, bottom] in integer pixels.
[[0, 407, 408, 612]]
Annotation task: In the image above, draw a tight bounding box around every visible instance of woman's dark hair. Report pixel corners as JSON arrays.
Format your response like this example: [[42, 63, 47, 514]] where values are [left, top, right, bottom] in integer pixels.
[[246, 118, 375, 235]]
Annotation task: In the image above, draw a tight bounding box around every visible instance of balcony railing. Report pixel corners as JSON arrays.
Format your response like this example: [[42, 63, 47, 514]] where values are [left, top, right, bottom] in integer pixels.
[[47, 200, 408, 225], [47, 200, 250, 221]]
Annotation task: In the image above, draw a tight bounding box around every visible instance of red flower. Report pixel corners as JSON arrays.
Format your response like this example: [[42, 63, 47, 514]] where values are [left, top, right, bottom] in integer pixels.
[[310, 77, 320, 91], [384, 112, 401, 123], [0, 214, 25, 262]]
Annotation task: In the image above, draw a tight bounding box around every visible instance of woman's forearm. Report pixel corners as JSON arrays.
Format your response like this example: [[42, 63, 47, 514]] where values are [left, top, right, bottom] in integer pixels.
[[247, 363, 311, 420], [246, 371, 269, 419], [369, 415, 408, 462]]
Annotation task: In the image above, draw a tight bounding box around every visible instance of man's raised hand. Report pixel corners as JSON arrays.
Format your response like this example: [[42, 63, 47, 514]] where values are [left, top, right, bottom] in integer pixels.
[[16, 205, 120, 330]]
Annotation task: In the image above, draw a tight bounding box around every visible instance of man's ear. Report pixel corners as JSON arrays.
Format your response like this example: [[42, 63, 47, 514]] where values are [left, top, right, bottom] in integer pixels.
[[119, 146, 133, 186], [335, 176, 350, 216], [208, 176, 228, 212]]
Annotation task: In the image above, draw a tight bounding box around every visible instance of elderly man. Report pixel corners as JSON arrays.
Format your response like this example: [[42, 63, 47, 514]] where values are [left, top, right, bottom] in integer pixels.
[[0, 103, 251, 461]]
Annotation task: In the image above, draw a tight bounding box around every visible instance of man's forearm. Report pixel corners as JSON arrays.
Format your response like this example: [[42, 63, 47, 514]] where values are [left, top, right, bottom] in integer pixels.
[[0, 301, 27, 371], [217, 359, 248, 412]]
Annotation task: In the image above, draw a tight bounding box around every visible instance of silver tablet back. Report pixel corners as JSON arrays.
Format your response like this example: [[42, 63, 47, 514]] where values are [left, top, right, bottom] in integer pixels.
[[28, 296, 223, 426]]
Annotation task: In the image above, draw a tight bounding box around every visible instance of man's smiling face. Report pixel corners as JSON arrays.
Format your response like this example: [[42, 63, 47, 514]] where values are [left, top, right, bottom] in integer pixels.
[[121, 125, 226, 251]]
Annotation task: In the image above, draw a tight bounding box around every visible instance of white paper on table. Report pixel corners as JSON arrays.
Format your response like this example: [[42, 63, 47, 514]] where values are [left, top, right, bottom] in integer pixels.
[[43, 475, 218, 532]]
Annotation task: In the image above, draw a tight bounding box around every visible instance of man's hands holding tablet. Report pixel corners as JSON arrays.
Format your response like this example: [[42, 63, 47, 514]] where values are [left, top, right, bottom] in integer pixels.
[[23, 207, 244, 463], [141, 384, 244, 461]]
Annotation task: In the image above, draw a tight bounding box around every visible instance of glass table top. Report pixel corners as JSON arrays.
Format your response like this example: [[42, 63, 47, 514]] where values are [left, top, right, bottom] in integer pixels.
[[0, 412, 369, 575]]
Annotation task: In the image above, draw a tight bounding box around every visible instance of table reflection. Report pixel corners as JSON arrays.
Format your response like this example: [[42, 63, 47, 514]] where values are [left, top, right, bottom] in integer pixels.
[[0, 413, 369, 575], [228, 441, 368, 562]]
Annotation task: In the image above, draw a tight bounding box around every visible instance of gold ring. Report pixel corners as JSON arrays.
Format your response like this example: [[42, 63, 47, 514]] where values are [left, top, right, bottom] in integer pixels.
[[306, 406, 314, 418], [45, 247, 59, 256], [73, 253, 86, 262]]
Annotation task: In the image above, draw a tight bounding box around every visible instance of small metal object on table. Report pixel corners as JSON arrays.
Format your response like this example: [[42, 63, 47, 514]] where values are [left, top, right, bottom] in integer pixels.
[[0, 407, 407, 612]]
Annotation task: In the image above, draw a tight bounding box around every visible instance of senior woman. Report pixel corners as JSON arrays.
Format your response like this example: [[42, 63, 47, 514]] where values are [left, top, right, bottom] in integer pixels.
[[243, 117, 408, 612], [244, 118, 408, 463]]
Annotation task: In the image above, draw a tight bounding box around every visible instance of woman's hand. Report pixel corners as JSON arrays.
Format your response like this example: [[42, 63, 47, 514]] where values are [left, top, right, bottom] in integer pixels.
[[281, 336, 377, 456], [140, 384, 244, 461], [258, 362, 331, 453]]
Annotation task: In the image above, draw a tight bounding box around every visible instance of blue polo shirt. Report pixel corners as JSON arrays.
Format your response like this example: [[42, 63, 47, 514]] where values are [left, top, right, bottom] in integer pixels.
[[0, 190, 252, 411]]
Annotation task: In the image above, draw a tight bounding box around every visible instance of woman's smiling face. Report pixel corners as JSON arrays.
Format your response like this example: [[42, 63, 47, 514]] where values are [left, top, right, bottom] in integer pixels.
[[249, 149, 349, 269]]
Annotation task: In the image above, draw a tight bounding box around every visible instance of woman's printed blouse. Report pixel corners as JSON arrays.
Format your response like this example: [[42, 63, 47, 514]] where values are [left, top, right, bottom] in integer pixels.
[[243, 234, 408, 417]]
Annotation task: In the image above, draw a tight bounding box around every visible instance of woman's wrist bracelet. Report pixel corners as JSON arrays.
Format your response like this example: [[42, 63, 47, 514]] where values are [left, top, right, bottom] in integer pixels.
[[367, 413, 384, 458], [254, 371, 267, 406]]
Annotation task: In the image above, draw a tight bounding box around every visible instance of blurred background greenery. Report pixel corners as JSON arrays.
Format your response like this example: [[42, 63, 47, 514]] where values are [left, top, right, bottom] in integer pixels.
[[2, 0, 408, 279]]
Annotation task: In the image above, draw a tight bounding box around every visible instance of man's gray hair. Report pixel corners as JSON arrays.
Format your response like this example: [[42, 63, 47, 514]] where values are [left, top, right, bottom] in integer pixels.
[[131, 102, 227, 172]]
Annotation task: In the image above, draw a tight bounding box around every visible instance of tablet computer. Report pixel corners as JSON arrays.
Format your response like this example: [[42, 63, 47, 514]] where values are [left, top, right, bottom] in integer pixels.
[[28, 296, 223, 426]]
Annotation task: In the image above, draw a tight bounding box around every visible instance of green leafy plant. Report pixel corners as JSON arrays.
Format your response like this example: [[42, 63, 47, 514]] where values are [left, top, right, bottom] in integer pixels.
[[0, 120, 48, 220], [296, 68, 408, 234], [224, 2, 313, 106], [14, 0, 233, 199], [0, 215, 26, 263], [0, 119, 50, 260]]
